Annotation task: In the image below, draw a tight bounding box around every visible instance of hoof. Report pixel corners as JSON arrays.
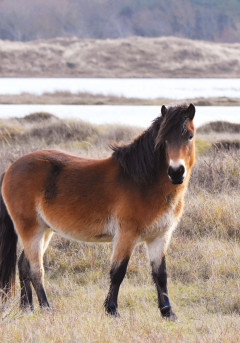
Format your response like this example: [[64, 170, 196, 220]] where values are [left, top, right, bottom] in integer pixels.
[[20, 302, 34, 312], [104, 302, 120, 317], [41, 306, 52, 312], [161, 306, 178, 321], [40, 304, 52, 312]]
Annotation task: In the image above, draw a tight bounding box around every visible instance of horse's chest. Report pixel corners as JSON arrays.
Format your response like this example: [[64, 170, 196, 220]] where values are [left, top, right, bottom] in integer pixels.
[[143, 205, 178, 240]]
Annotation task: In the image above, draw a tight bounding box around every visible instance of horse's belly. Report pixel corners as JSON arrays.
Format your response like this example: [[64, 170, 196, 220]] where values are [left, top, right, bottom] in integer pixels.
[[38, 206, 117, 243], [53, 228, 113, 243]]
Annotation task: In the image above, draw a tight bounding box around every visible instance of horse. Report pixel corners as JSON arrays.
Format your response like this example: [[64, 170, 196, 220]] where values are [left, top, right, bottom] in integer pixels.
[[0, 104, 195, 320]]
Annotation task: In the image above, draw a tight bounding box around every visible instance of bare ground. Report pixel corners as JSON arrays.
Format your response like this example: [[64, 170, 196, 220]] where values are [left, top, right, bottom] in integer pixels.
[[0, 36, 240, 78]]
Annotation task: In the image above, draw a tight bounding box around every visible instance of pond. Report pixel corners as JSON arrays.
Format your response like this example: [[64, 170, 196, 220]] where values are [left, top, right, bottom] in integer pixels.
[[0, 105, 239, 128], [1, 78, 240, 99]]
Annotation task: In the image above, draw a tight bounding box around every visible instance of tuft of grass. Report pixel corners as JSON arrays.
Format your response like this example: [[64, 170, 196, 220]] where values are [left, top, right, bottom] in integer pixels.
[[190, 148, 240, 193], [180, 192, 240, 239], [17, 112, 59, 123], [195, 137, 211, 155]]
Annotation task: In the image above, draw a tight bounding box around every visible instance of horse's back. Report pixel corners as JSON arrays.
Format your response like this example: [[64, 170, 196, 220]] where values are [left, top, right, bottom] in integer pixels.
[[3, 149, 116, 191], [2, 150, 104, 200], [2, 150, 119, 241]]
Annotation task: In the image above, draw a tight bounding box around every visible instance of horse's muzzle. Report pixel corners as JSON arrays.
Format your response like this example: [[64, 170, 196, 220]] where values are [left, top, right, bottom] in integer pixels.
[[167, 165, 186, 185]]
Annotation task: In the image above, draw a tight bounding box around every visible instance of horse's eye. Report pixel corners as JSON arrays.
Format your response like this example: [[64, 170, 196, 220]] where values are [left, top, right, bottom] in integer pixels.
[[188, 133, 194, 141]]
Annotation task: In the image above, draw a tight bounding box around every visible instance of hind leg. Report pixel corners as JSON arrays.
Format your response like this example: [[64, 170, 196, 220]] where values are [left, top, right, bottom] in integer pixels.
[[18, 228, 53, 310], [22, 228, 54, 308], [31, 228, 54, 308], [43, 229, 54, 255], [27, 232, 49, 308], [18, 251, 33, 310]]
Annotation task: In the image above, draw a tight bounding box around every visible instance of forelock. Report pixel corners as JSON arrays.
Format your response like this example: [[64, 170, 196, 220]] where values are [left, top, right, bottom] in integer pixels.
[[155, 105, 190, 147]]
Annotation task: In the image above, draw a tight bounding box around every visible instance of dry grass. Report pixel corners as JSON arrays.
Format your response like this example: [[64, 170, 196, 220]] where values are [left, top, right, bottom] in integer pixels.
[[1, 36, 240, 78], [198, 121, 240, 134], [0, 113, 240, 342], [1, 92, 240, 106]]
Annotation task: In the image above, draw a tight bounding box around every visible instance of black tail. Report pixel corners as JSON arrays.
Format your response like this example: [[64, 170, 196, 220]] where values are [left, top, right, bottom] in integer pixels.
[[0, 173, 18, 300]]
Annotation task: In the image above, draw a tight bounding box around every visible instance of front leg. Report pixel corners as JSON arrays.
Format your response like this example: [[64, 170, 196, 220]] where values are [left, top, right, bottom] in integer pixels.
[[148, 233, 177, 320], [104, 231, 137, 316], [104, 258, 129, 316], [151, 256, 177, 319]]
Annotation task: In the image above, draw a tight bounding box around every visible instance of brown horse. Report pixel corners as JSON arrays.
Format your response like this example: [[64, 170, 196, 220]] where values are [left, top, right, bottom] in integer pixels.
[[0, 104, 195, 320]]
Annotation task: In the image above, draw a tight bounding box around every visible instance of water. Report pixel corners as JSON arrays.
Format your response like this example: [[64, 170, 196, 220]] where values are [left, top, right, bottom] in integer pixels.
[[0, 105, 239, 128], [1, 78, 239, 127], [1, 78, 240, 99]]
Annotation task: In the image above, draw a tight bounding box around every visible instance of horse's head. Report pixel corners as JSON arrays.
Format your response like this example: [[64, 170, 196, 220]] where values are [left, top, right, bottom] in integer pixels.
[[155, 104, 196, 185]]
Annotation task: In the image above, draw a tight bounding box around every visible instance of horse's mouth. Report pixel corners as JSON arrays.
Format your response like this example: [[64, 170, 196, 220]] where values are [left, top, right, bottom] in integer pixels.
[[168, 176, 184, 185]]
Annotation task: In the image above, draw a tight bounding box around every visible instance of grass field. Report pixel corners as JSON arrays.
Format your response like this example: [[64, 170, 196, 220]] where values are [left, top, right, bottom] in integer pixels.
[[0, 113, 240, 342]]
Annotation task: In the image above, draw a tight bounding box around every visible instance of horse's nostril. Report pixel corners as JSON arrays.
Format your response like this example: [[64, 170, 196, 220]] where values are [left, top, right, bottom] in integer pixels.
[[178, 165, 185, 176], [168, 166, 174, 178], [168, 165, 185, 180]]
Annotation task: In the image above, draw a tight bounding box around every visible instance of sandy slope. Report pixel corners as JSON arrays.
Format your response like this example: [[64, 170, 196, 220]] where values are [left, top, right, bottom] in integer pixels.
[[0, 36, 240, 78]]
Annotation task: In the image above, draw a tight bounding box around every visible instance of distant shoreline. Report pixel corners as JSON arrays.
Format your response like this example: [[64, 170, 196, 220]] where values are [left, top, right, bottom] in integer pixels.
[[0, 92, 239, 106]]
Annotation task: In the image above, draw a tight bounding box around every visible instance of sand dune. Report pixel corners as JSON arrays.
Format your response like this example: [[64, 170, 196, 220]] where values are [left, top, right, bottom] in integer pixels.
[[0, 36, 239, 78]]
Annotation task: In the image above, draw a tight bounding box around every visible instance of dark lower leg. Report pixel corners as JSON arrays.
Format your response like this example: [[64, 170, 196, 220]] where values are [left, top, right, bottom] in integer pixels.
[[31, 271, 50, 308], [18, 251, 33, 310], [151, 256, 176, 319], [104, 258, 129, 316]]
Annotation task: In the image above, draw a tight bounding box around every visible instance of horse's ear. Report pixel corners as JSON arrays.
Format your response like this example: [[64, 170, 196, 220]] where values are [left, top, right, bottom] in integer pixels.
[[186, 103, 195, 120], [161, 105, 167, 117]]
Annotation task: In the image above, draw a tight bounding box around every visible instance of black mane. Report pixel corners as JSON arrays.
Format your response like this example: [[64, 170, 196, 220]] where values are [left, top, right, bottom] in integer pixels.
[[111, 105, 191, 185]]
